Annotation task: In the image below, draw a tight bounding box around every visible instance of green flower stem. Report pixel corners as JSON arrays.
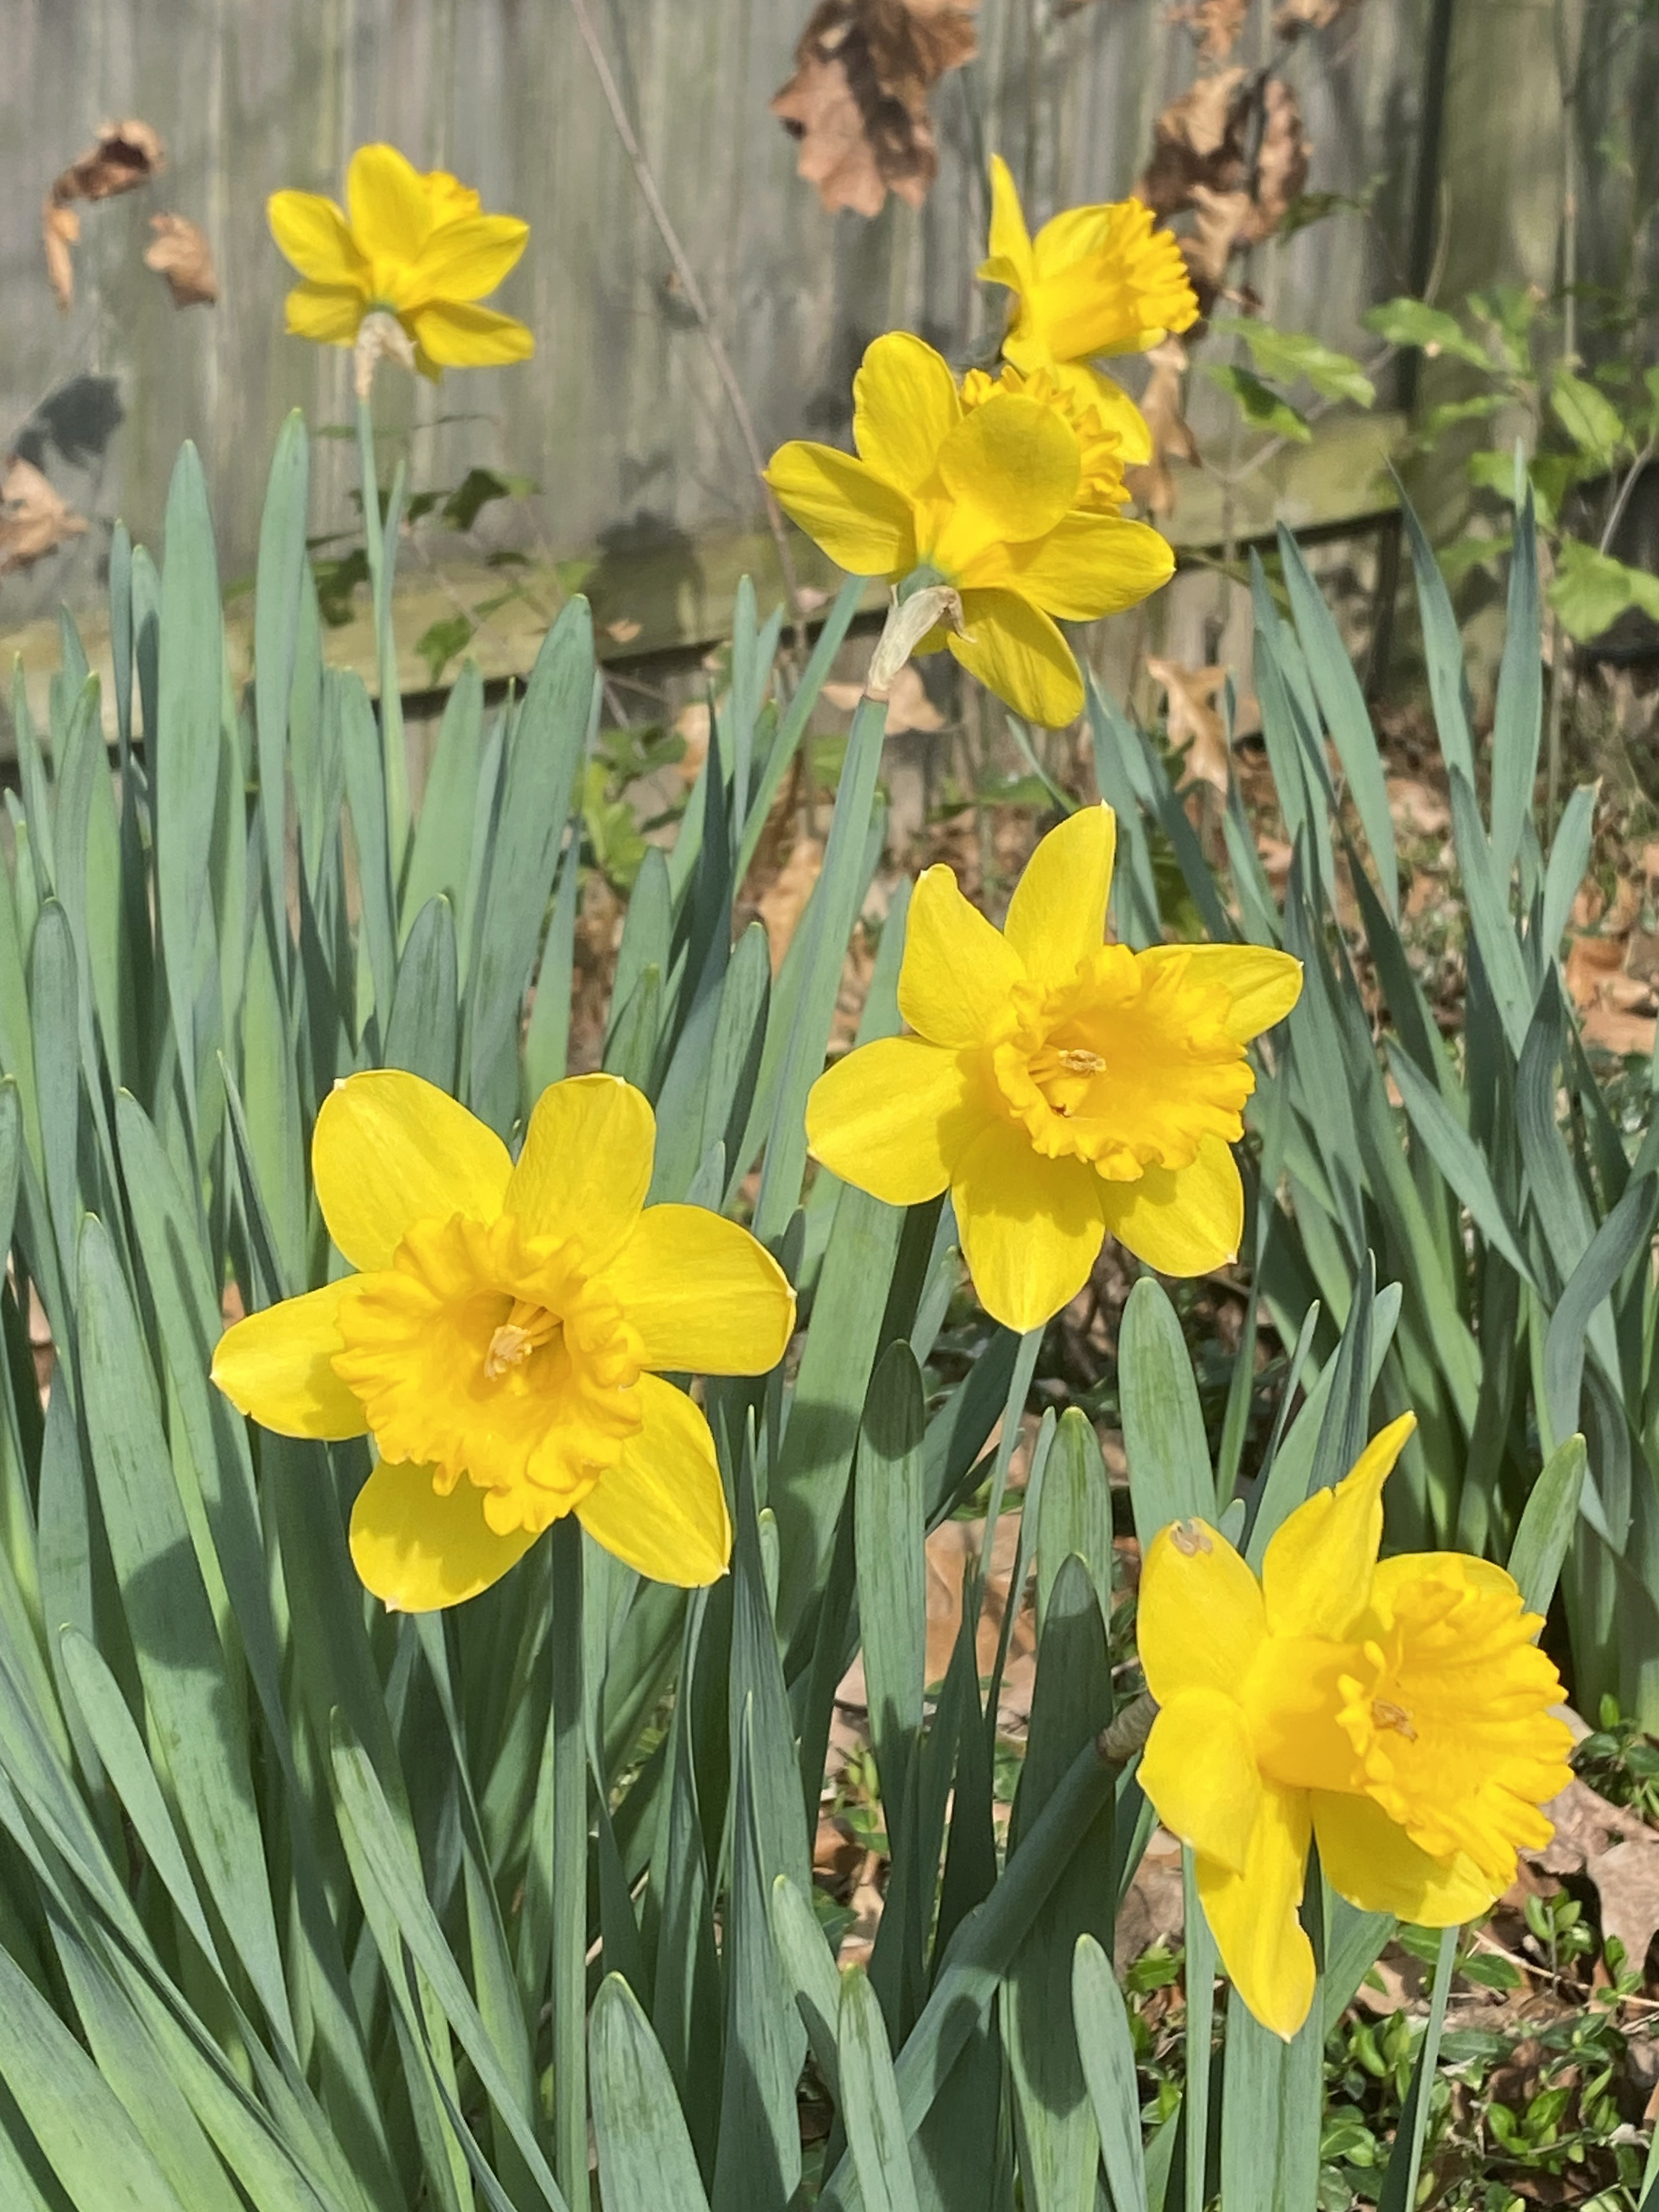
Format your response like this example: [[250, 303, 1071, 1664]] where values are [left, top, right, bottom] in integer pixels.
[[354, 390, 412, 893], [549, 1516, 588, 2202], [975, 1323, 1043, 1742]]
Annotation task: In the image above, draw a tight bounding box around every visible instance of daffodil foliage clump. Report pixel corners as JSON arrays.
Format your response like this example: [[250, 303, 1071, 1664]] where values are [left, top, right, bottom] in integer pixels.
[[0, 442, 1620, 2211]]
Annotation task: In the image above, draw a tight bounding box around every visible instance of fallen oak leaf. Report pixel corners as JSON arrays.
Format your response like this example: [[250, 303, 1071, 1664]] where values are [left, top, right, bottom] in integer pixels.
[[1138, 66, 1249, 217], [1530, 1775, 1659, 1976], [773, 0, 979, 217], [1244, 77, 1311, 242], [144, 213, 217, 307], [1168, 0, 1249, 62], [822, 661, 942, 734], [43, 118, 166, 311], [1147, 656, 1231, 790], [0, 457, 89, 578], [1124, 336, 1197, 516]]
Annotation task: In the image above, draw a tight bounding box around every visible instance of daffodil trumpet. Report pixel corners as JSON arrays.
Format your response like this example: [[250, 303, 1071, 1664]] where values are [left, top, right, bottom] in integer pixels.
[[1136, 1413, 1574, 2039], [806, 804, 1304, 1331], [211, 1069, 796, 1612]]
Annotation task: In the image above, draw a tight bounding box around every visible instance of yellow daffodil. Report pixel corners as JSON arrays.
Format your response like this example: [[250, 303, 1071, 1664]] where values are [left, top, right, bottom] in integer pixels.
[[978, 155, 1199, 463], [805, 806, 1301, 1330], [1138, 1413, 1573, 2039], [211, 1072, 793, 1611], [268, 144, 534, 374], [765, 334, 1173, 728]]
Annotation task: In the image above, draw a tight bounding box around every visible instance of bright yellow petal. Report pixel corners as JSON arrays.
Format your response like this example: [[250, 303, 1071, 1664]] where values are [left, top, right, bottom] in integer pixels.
[[507, 1075, 654, 1270], [1005, 512, 1174, 622], [1197, 1779, 1315, 2041], [1097, 1131, 1242, 1275], [951, 1117, 1103, 1331], [405, 214, 528, 303], [949, 588, 1083, 730], [898, 865, 1026, 1048], [604, 1206, 794, 1375], [853, 333, 960, 496], [347, 142, 434, 265], [283, 282, 366, 345], [1261, 1413, 1417, 1642], [1311, 1791, 1496, 1926], [211, 1280, 367, 1441], [424, 171, 482, 225], [1002, 804, 1115, 983], [936, 396, 1081, 544], [1140, 1688, 1263, 1875], [764, 443, 915, 579], [406, 301, 535, 366], [313, 1070, 513, 1273], [1137, 1514, 1266, 1703], [1082, 370, 1155, 466], [981, 155, 1035, 290], [576, 1375, 731, 1585], [806, 1036, 986, 1204], [350, 1459, 539, 1612], [267, 191, 365, 286], [1135, 944, 1304, 1042]]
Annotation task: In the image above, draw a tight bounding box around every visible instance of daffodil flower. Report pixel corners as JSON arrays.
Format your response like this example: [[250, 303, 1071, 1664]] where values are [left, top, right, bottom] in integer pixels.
[[212, 1072, 794, 1611], [978, 155, 1199, 463], [268, 144, 533, 374], [764, 333, 1173, 730], [805, 806, 1301, 1330], [1138, 1413, 1574, 2039]]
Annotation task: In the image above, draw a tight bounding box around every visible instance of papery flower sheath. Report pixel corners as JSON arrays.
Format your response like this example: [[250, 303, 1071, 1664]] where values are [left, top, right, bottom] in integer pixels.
[[764, 333, 1173, 729], [805, 805, 1302, 1330], [267, 144, 533, 374], [1138, 1414, 1574, 2039], [212, 1072, 793, 1611], [977, 156, 1199, 462]]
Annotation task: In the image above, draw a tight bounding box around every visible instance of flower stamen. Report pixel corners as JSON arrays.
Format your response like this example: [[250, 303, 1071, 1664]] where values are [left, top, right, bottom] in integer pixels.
[[484, 1300, 561, 1378], [1058, 1047, 1107, 1075], [1371, 1698, 1416, 1741]]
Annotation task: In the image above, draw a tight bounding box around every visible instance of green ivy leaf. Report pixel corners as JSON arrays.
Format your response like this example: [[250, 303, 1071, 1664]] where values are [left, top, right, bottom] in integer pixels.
[[1203, 364, 1313, 441], [1436, 532, 1512, 588], [414, 612, 475, 689], [1360, 297, 1489, 366], [1547, 539, 1659, 641], [1211, 319, 1375, 405], [442, 465, 539, 532], [1550, 366, 1628, 465]]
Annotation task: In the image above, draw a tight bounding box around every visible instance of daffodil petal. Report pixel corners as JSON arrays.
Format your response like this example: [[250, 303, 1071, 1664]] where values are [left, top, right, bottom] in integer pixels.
[[406, 214, 528, 303], [313, 1070, 512, 1273], [1081, 369, 1155, 465], [1097, 1133, 1242, 1276], [576, 1375, 731, 1585], [407, 301, 535, 366], [1261, 1413, 1417, 1642], [211, 1280, 367, 1440], [1004, 512, 1174, 622], [951, 1117, 1103, 1332], [1135, 943, 1304, 1042], [1197, 1779, 1315, 2041], [350, 1459, 540, 1612], [424, 171, 483, 225], [604, 1206, 794, 1375], [1138, 1514, 1267, 1703], [507, 1075, 654, 1270], [1002, 804, 1115, 981], [853, 333, 960, 496], [347, 142, 434, 264], [764, 443, 915, 578], [949, 588, 1084, 730], [937, 395, 1081, 544], [806, 1036, 985, 1205], [898, 866, 1026, 1048], [283, 282, 366, 345], [1311, 1791, 1497, 1926], [1367, 1551, 1526, 1617], [267, 191, 364, 286], [1140, 1688, 1263, 1875], [983, 155, 1035, 287]]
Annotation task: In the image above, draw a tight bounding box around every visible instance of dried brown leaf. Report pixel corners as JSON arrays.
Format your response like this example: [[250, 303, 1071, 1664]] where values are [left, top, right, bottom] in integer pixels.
[[758, 834, 825, 969], [42, 202, 79, 313], [773, 0, 979, 216], [144, 213, 217, 307], [1168, 0, 1249, 61], [1531, 1777, 1659, 1975], [50, 119, 165, 207], [822, 662, 943, 735], [1138, 66, 1249, 217], [1124, 336, 1197, 516], [1147, 657, 1230, 790], [0, 458, 89, 579], [1272, 0, 1362, 35], [1242, 78, 1311, 242]]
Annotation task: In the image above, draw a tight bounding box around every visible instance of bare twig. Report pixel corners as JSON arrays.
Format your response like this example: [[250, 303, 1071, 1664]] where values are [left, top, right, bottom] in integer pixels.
[[1598, 438, 1653, 558], [562, 0, 808, 633]]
